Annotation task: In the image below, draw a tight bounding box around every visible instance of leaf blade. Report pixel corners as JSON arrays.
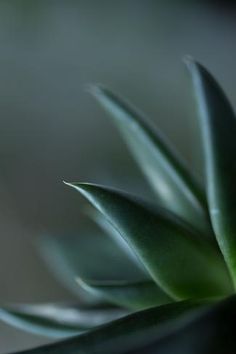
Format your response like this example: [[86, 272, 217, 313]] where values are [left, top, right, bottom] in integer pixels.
[[11, 300, 209, 354], [0, 303, 127, 339], [39, 229, 147, 302], [86, 206, 146, 273], [186, 58, 236, 284], [66, 182, 232, 299], [126, 295, 236, 354], [90, 85, 210, 235], [76, 278, 172, 310]]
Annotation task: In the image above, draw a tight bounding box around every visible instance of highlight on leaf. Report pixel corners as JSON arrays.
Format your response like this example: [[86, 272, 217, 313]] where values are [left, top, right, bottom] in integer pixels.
[[89, 84, 211, 236], [76, 278, 172, 310], [39, 227, 148, 302], [10, 300, 210, 354], [2, 58, 236, 354], [185, 57, 236, 285], [65, 182, 233, 300], [0, 303, 128, 339], [85, 206, 146, 273]]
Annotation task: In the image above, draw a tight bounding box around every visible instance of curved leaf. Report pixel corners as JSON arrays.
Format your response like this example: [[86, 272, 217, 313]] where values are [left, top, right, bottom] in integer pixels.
[[39, 229, 147, 301], [65, 182, 232, 299], [126, 295, 236, 354], [76, 278, 172, 310], [90, 85, 210, 235], [186, 58, 236, 284], [0, 303, 127, 338], [86, 206, 146, 272], [12, 300, 209, 354]]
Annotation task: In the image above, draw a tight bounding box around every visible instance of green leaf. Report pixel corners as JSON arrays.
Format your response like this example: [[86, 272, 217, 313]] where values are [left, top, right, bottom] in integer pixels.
[[186, 58, 236, 285], [65, 182, 232, 299], [12, 300, 209, 354], [0, 303, 127, 338], [90, 85, 210, 236], [39, 229, 147, 301], [126, 295, 236, 354], [86, 206, 146, 273], [76, 278, 172, 310]]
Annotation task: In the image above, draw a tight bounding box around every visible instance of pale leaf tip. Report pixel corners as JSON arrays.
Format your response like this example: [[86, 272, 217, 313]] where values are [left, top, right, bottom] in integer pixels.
[[86, 83, 108, 98], [64, 181, 101, 201], [63, 180, 78, 189], [63, 181, 88, 193], [183, 56, 205, 77], [183, 55, 198, 71]]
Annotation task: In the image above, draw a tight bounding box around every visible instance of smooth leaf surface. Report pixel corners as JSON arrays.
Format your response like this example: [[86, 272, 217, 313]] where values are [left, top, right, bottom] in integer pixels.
[[13, 300, 208, 354], [0, 303, 127, 338], [76, 278, 172, 310], [126, 295, 236, 354], [186, 58, 236, 284], [90, 85, 210, 235], [65, 182, 232, 299], [87, 206, 145, 272]]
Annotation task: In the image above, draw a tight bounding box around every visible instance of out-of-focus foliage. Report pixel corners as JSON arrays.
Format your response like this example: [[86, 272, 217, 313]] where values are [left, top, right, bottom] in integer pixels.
[[1, 61, 236, 354]]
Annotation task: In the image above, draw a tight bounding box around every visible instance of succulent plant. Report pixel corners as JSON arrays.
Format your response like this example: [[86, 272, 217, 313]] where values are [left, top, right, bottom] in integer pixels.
[[1, 58, 236, 354]]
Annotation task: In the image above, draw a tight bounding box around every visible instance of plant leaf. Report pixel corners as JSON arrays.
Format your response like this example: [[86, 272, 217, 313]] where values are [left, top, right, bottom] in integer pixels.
[[86, 206, 146, 272], [185, 58, 236, 284], [126, 295, 236, 354], [11, 300, 209, 354], [90, 85, 210, 235], [65, 182, 232, 299], [39, 229, 148, 301], [76, 278, 172, 310], [0, 303, 127, 338]]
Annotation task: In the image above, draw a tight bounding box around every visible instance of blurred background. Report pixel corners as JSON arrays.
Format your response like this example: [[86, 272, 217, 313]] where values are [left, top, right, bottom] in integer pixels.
[[0, 0, 235, 352]]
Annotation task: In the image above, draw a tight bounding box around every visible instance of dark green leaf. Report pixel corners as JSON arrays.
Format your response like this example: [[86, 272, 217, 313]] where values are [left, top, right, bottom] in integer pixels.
[[126, 295, 236, 354], [65, 182, 232, 299], [12, 300, 209, 354], [186, 58, 236, 284], [86, 206, 146, 273], [76, 278, 172, 310], [90, 85, 210, 235], [0, 303, 127, 339]]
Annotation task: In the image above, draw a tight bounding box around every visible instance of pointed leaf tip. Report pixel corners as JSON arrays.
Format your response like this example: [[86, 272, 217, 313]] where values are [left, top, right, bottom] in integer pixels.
[[70, 183, 233, 299], [183, 55, 195, 68], [65, 182, 102, 201], [86, 83, 105, 97], [186, 59, 236, 284], [63, 181, 90, 193], [63, 181, 86, 194], [63, 180, 71, 186], [184, 58, 210, 83]]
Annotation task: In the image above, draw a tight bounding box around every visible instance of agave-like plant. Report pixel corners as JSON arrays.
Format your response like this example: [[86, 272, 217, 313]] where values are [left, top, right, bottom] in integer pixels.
[[1, 58, 236, 354]]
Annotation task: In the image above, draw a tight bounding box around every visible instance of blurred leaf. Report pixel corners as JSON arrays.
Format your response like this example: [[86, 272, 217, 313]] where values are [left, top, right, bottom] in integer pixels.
[[0, 303, 127, 339], [39, 229, 148, 301], [65, 182, 232, 299], [76, 278, 172, 310], [13, 300, 208, 354], [186, 58, 236, 284], [90, 85, 210, 235], [126, 295, 236, 354]]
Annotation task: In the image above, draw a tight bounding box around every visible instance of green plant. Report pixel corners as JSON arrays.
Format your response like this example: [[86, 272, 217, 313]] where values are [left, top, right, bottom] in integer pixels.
[[1, 58, 236, 354]]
